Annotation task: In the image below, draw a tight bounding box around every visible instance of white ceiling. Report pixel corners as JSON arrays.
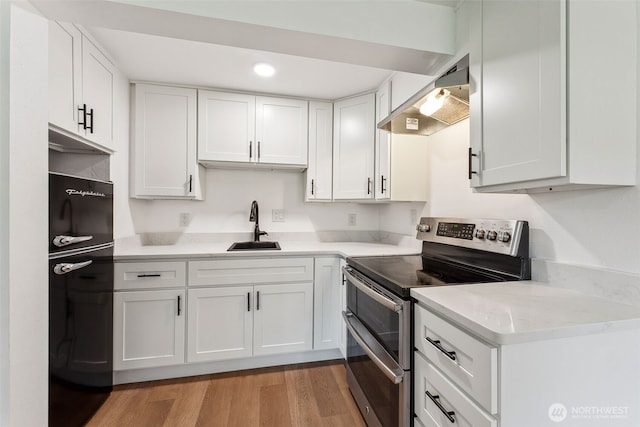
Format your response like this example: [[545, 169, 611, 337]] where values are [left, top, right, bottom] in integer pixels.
[[83, 0, 458, 100], [89, 27, 396, 100]]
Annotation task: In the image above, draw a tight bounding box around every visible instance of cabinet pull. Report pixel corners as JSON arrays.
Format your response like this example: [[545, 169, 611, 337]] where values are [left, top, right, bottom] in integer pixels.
[[311, 179, 315, 196], [177, 295, 182, 316], [468, 147, 478, 180], [381, 175, 386, 194], [258, 141, 261, 161], [367, 177, 372, 195], [249, 141, 253, 160], [247, 292, 251, 311], [188, 174, 193, 193], [137, 273, 161, 278], [425, 337, 456, 361], [426, 390, 456, 423], [256, 291, 260, 310], [87, 107, 94, 134], [78, 104, 88, 130]]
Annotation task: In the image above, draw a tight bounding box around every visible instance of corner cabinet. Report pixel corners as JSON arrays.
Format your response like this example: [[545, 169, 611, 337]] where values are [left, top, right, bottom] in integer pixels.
[[198, 90, 308, 169], [333, 93, 376, 200], [48, 21, 117, 152], [306, 101, 334, 201], [469, 0, 636, 192], [130, 83, 203, 199]]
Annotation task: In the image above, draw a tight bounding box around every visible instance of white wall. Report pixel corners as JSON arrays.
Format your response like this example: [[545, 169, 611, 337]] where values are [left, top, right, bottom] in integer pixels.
[[1, 2, 49, 426], [117, 168, 381, 238]]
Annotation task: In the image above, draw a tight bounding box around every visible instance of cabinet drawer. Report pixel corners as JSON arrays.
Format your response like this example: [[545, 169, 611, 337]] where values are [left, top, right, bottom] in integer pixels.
[[188, 258, 313, 286], [415, 305, 497, 414], [115, 261, 187, 290], [415, 352, 497, 427]]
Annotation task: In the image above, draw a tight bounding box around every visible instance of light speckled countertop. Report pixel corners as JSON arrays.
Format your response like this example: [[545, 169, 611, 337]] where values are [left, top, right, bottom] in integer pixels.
[[114, 239, 421, 260], [412, 281, 640, 345]]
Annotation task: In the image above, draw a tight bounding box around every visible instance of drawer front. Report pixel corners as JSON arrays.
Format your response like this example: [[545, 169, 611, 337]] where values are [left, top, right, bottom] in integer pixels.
[[189, 257, 314, 286], [415, 352, 497, 427], [115, 261, 187, 290], [414, 305, 497, 414]]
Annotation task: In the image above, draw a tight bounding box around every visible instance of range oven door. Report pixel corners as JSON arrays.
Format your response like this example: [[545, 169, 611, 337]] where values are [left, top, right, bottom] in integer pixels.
[[342, 266, 412, 427]]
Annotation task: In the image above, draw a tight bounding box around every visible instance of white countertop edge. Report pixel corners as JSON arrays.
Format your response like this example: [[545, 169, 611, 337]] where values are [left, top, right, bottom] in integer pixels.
[[412, 281, 640, 346], [113, 241, 420, 261]]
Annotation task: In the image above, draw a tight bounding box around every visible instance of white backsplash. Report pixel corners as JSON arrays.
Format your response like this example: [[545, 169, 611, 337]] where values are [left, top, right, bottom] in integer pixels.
[[533, 259, 640, 308]]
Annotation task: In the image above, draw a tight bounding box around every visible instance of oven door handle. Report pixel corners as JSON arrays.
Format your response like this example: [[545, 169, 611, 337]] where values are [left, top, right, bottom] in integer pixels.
[[342, 266, 403, 313], [343, 311, 405, 384]]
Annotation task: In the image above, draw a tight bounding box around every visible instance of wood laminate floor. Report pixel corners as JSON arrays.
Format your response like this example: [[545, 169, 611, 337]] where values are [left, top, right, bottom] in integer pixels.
[[87, 360, 366, 427]]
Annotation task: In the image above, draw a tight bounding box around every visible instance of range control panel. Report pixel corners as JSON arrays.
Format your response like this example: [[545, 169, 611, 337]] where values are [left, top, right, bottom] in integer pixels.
[[416, 217, 529, 257]]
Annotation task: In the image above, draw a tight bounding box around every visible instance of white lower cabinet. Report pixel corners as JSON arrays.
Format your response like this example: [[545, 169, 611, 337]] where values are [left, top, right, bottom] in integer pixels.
[[313, 257, 342, 350], [187, 286, 253, 363], [253, 283, 313, 356], [187, 283, 313, 363], [113, 289, 185, 370]]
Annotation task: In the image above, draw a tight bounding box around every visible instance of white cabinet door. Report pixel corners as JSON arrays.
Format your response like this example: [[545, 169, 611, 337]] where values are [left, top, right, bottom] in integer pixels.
[[313, 258, 341, 350], [256, 96, 308, 166], [187, 286, 253, 363], [375, 81, 391, 200], [306, 101, 333, 201], [48, 21, 82, 135], [113, 290, 185, 370], [81, 35, 116, 149], [471, 0, 566, 187], [131, 84, 198, 198], [198, 90, 255, 163], [253, 283, 313, 356], [333, 93, 376, 200]]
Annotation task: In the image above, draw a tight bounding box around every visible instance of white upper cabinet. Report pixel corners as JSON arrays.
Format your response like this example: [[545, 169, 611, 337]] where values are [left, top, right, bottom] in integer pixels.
[[332, 93, 376, 200], [306, 101, 333, 201], [198, 90, 308, 168], [131, 84, 202, 199], [375, 81, 391, 200], [470, 0, 636, 192], [255, 96, 308, 165], [48, 21, 116, 152], [198, 91, 255, 163]]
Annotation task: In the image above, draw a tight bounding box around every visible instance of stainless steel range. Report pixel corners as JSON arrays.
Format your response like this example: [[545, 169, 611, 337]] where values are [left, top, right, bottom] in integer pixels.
[[343, 217, 530, 427]]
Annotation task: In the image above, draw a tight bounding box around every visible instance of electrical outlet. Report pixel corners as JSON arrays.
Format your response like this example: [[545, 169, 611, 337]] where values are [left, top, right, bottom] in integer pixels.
[[179, 212, 191, 227], [348, 213, 357, 226], [272, 209, 285, 222]]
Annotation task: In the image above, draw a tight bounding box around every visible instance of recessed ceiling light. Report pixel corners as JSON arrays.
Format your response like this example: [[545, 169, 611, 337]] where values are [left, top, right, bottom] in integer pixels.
[[254, 63, 275, 77]]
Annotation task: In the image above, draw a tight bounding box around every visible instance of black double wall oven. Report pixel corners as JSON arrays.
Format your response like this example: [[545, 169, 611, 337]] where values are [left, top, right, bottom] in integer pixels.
[[343, 217, 530, 427], [49, 173, 114, 427]]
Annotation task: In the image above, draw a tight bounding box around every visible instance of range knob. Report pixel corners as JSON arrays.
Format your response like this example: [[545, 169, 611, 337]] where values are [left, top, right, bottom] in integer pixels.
[[486, 230, 497, 241], [497, 231, 511, 242], [416, 224, 431, 233], [474, 229, 486, 239]]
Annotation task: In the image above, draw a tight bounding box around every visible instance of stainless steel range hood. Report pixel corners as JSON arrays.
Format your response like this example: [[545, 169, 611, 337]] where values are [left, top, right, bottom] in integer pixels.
[[378, 55, 469, 136]]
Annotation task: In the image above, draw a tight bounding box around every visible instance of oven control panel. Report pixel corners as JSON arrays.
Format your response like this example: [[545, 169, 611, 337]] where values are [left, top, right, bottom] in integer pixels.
[[416, 217, 529, 257]]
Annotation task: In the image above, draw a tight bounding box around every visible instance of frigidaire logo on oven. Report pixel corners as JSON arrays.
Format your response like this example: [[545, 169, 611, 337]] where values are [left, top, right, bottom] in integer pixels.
[[65, 188, 106, 197]]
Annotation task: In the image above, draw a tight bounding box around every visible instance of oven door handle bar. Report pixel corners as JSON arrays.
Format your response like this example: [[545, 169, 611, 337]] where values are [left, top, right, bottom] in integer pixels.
[[342, 267, 403, 313], [343, 311, 405, 384]]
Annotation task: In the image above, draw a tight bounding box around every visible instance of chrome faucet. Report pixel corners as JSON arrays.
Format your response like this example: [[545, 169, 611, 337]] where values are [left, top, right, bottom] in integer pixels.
[[249, 200, 268, 242]]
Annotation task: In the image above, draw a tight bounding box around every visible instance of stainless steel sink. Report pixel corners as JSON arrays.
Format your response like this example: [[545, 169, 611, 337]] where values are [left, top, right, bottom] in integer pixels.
[[227, 241, 281, 251]]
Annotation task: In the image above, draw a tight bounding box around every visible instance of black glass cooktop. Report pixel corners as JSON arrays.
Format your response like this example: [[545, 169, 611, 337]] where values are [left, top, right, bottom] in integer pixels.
[[346, 255, 507, 298]]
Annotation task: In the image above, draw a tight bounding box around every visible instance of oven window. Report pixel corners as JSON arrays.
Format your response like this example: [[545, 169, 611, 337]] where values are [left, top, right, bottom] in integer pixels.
[[347, 329, 399, 427], [347, 282, 400, 360]]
